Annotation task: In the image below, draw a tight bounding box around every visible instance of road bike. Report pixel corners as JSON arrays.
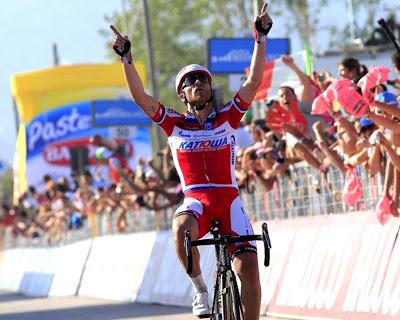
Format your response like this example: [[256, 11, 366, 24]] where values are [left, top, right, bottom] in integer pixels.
[[184, 220, 271, 320]]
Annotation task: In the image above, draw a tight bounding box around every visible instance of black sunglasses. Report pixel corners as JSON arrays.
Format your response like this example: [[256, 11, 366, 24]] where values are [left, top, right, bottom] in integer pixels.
[[182, 73, 209, 89]]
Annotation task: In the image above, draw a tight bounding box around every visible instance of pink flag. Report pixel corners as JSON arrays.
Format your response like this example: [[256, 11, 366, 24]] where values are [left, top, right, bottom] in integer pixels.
[[375, 195, 391, 225], [342, 166, 363, 207], [357, 66, 391, 101], [311, 79, 368, 117]]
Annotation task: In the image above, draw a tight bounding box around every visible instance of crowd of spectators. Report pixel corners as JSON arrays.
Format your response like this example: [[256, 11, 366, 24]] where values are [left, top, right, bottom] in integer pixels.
[[0, 137, 183, 245], [1, 50, 400, 245], [237, 50, 400, 222]]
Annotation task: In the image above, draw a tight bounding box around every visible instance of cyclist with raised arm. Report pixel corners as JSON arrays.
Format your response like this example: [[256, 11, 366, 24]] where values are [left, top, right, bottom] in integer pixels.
[[111, 4, 272, 319]]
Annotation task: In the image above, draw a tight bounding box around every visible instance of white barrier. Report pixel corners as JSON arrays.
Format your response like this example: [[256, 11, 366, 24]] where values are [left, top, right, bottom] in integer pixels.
[[256, 212, 400, 320], [77, 232, 157, 301], [49, 239, 92, 297], [2, 212, 400, 320]]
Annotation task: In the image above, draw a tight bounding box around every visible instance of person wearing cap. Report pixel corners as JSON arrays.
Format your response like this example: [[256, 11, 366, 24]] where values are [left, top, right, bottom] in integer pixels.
[[111, 4, 272, 319]]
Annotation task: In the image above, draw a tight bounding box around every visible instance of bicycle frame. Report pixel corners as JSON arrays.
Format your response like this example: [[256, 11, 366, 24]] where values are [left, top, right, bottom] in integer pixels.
[[184, 220, 271, 320]]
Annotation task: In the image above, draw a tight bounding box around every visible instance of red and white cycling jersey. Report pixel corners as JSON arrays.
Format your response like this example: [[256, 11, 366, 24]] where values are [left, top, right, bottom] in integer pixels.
[[151, 93, 250, 193]]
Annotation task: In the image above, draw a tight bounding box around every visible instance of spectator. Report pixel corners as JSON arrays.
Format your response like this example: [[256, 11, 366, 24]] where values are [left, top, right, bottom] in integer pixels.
[[338, 57, 368, 84]]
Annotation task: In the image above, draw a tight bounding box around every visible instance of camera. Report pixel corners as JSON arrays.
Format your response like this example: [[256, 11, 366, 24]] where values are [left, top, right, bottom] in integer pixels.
[[317, 73, 326, 82]]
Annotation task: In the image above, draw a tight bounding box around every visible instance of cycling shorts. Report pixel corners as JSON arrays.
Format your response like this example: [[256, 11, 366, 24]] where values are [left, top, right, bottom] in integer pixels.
[[175, 187, 256, 256]]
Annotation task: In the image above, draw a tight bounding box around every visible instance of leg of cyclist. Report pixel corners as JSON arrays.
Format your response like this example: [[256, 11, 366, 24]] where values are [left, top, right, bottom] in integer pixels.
[[172, 212, 210, 317], [172, 213, 201, 275], [233, 252, 261, 320]]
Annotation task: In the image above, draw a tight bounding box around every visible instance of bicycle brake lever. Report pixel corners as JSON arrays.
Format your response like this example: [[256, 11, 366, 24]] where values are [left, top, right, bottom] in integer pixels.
[[262, 223, 271, 267], [184, 230, 193, 274]]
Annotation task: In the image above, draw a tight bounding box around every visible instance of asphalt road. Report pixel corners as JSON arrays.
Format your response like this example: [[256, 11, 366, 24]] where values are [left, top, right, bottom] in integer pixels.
[[0, 290, 286, 320]]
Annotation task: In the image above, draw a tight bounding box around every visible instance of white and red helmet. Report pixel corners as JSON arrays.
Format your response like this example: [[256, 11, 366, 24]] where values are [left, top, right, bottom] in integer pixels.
[[175, 64, 212, 95]]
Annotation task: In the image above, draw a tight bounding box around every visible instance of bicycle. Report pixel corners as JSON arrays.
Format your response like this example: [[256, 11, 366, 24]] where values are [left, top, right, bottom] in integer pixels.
[[184, 220, 271, 320]]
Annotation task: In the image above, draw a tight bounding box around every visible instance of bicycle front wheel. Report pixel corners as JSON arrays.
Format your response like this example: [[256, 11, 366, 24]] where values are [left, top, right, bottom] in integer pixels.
[[221, 270, 242, 320]]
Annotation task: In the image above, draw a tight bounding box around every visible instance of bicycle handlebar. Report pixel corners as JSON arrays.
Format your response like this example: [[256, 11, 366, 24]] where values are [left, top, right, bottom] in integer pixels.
[[184, 223, 272, 274]]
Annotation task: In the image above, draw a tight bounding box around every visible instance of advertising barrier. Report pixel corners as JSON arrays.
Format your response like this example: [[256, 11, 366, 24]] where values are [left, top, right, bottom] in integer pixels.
[[77, 232, 157, 301], [49, 239, 92, 297], [10, 63, 149, 198], [208, 38, 290, 73], [256, 213, 400, 320], [24, 101, 151, 189], [2, 211, 400, 319], [0, 240, 92, 297]]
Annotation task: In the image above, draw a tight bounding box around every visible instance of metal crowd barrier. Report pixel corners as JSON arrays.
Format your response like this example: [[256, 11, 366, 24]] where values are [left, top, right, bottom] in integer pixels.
[[2, 162, 384, 249]]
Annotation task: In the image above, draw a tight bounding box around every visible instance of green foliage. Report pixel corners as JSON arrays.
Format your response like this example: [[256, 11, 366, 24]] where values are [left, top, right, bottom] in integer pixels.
[[0, 167, 13, 203], [101, 0, 391, 105], [102, 0, 256, 109]]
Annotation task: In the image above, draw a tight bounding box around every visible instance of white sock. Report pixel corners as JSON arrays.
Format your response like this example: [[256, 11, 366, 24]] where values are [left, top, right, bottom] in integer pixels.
[[190, 273, 207, 293]]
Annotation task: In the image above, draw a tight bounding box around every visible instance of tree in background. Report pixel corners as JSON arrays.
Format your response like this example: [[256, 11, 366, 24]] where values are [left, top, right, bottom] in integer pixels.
[[279, 0, 328, 53], [100, 0, 398, 107], [101, 0, 259, 109], [0, 165, 13, 203], [326, 0, 400, 50]]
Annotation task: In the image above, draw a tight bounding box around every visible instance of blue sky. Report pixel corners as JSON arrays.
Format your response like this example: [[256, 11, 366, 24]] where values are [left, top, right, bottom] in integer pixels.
[[0, 0, 397, 166], [0, 0, 121, 166]]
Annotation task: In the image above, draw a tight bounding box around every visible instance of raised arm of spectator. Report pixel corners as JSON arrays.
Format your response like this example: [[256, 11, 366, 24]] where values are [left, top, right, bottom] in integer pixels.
[[367, 144, 383, 176], [336, 117, 359, 138], [238, 3, 272, 103], [313, 121, 346, 172], [347, 149, 369, 167], [375, 132, 400, 172], [110, 25, 160, 118], [365, 112, 400, 133], [147, 157, 165, 182], [281, 55, 313, 103], [371, 101, 400, 119]]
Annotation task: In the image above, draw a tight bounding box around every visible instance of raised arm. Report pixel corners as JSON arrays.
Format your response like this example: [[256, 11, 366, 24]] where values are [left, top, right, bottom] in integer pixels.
[[110, 25, 159, 118], [281, 55, 314, 103], [365, 112, 400, 133], [371, 100, 400, 119], [238, 3, 273, 103]]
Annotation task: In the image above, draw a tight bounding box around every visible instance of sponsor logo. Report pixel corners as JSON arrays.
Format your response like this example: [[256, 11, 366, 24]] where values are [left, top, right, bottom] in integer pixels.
[[166, 109, 181, 117], [43, 138, 133, 166], [178, 137, 228, 150], [28, 108, 91, 151], [215, 129, 226, 135], [178, 131, 191, 138], [230, 135, 236, 164]]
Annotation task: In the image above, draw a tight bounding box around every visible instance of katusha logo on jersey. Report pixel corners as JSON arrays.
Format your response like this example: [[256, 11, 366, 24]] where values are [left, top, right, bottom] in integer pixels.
[[178, 137, 228, 151], [43, 138, 133, 166]]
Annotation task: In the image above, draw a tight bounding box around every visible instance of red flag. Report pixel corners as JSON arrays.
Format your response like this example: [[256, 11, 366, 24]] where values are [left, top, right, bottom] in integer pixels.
[[245, 60, 275, 100]]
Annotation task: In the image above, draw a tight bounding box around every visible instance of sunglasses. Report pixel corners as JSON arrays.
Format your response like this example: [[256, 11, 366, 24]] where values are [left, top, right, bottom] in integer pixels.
[[182, 73, 209, 89]]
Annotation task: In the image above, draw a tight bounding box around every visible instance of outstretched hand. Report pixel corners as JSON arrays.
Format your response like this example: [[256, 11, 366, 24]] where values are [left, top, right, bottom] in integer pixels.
[[254, 3, 273, 37], [281, 55, 294, 66], [110, 25, 131, 58]]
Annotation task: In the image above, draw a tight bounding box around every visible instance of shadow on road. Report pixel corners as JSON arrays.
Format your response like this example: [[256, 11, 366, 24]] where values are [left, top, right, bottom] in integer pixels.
[[0, 291, 191, 320], [0, 291, 39, 303]]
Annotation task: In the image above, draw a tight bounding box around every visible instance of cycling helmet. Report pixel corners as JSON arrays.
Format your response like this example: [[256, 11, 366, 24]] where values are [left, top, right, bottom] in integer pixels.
[[95, 147, 113, 161], [175, 64, 212, 95], [375, 92, 398, 107]]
